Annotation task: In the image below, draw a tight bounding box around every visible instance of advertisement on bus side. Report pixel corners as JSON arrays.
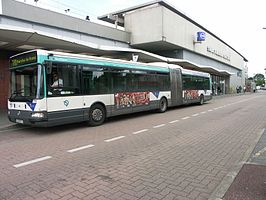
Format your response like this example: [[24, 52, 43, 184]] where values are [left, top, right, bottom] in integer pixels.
[[115, 92, 150, 109]]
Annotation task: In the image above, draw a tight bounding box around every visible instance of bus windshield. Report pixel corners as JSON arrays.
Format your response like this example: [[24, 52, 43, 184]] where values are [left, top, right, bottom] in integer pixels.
[[9, 64, 44, 102]]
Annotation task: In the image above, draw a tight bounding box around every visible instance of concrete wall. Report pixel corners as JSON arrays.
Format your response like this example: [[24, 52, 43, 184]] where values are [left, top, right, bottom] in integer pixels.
[[2, 0, 130, 44], [124, 4, 246, 71], [0, 16, 130, 49], [162, 6, 245, 69], [125, 5, 164, 45]]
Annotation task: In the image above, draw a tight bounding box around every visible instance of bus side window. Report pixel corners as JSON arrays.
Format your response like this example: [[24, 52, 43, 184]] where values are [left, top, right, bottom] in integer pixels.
[[82, 66, 110, 95], [111, 69, 130, 92], [82, 70, 92, 95]]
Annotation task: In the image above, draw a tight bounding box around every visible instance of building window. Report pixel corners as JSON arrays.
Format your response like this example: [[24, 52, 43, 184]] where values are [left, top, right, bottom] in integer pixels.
[[237, 71, 242, 77]]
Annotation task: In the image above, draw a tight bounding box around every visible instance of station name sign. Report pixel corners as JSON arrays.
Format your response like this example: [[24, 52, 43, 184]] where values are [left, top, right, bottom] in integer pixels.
[[207, 46, 231, 62], [10, 51, 37, 68]]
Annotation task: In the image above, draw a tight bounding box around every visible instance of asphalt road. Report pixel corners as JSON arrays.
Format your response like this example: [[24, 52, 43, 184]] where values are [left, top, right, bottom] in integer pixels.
[[0, 92, 266, 200]]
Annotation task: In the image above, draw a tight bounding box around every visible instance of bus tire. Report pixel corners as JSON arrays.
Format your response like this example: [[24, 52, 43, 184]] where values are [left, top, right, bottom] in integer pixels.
[[158, 97, 168, 113], [89, 104, 106, 126], [199, 95, 204, 105]]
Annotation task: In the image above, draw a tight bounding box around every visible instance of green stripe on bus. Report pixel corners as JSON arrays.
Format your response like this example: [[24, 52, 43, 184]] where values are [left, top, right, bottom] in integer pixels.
[[44, 56, 169, 73]]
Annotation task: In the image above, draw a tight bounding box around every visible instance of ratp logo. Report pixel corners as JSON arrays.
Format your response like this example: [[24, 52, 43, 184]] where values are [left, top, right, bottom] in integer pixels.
[[197, 32, 206, 41], [64, 100, 69, 107]]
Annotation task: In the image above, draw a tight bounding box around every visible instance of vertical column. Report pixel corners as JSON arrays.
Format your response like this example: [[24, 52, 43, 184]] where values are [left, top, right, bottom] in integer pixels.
[[0, 51, 16, 109], [0, 0, 2, 15], [0, 57, 9, 109]]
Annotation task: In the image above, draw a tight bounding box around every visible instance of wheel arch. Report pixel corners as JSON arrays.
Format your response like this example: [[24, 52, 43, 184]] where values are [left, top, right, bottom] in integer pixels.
[[160, 96, 168, 105], [199, 94, 204, 105], [157, 96, 168, 113], [90, 101, 106, 113]]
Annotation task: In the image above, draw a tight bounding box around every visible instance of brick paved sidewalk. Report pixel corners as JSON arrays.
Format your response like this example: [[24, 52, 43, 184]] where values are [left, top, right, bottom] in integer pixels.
[[223, 129, 266, 200], [0, 109, 14, 130], [210, 129, 266, 200]]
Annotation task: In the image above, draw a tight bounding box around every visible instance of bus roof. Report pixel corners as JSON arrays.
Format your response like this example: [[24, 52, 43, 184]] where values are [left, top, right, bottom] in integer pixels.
[[37, 49, 170, 72], [149, 62, 211, 77], [182, 68, 211, 78], [11, 49, 211, 77]]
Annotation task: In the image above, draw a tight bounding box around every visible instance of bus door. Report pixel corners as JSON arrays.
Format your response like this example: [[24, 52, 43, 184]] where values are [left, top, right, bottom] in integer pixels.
[[81, 66, 113, 118], [46, 64, 84, 125], [170, 68, 182, 106], [112, 69, 134, 116]]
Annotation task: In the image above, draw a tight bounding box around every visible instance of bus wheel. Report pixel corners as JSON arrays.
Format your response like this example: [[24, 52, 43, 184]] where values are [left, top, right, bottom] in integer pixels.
[[158, 97, 168, 113], [89, 104, 106, 126], [199, 95, 204, 105]]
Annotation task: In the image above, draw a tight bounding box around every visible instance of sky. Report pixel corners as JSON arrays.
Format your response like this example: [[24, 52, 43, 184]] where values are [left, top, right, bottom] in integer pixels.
[[19, 0, 266, 77]]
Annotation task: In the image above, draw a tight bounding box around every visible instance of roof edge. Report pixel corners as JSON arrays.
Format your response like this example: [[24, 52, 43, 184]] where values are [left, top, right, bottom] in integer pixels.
[[98, 0, 248, 62]]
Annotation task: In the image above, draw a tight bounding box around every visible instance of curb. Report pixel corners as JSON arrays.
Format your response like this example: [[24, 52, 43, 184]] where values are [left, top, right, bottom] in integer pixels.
[[208, 128, 265, 200]]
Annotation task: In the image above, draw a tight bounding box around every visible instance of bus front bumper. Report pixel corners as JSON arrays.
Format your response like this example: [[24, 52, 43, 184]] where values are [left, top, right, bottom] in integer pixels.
[[8, 110, 49, 127]]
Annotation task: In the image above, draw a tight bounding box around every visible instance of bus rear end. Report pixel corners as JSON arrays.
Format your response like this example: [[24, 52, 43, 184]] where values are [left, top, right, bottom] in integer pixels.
[[8, 51, 48, 126]]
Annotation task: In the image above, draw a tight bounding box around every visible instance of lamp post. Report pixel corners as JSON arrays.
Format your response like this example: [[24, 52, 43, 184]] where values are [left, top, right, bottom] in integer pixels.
[[264, 68, 266, 88]]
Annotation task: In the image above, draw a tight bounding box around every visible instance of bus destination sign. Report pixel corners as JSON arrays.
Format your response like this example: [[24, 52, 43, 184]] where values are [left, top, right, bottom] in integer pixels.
[[10, 51, 37, 68]]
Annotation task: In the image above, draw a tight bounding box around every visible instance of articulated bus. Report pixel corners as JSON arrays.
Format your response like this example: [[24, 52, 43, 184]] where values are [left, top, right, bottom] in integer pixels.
[[8, 50, 212, 127]]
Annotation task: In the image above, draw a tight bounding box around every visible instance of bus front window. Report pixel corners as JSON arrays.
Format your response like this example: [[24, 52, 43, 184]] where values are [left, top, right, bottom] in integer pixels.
[[9, 65, 44, 102]]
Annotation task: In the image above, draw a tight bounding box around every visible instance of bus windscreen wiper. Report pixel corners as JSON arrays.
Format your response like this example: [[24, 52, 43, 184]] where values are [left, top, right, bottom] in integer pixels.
[[11, 89, 24, 95]]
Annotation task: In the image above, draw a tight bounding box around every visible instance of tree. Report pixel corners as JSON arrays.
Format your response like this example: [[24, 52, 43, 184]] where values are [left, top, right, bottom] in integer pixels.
[[248, 77, 253, 80], [253, 73, 265, 86]]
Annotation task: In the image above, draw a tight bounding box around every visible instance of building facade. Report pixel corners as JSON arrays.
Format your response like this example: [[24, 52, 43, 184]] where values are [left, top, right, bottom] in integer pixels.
[[99, 1, 247, 95], [0, 0, 247, 109]]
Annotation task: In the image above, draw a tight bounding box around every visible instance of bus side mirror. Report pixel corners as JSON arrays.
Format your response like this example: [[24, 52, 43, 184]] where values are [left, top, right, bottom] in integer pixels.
[[46, 62, 52, 74]]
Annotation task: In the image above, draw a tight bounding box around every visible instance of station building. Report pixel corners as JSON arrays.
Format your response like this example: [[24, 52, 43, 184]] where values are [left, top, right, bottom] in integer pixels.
[[0, 0, 248, 109]]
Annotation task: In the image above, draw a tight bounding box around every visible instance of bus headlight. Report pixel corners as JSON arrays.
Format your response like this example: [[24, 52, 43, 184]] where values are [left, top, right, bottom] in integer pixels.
[[31, 112, 45, 118]]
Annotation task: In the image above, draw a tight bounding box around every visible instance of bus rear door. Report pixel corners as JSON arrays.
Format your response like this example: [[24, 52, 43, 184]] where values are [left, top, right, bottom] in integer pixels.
[[170, 68, 183, 106]]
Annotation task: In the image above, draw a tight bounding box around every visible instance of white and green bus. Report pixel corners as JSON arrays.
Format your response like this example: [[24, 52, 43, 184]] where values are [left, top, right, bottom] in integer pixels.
[[8, 50, 212, 127]]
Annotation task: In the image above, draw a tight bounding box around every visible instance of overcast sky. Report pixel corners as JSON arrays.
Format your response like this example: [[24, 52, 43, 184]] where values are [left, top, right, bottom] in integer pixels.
[[20, 0, 266, 77]]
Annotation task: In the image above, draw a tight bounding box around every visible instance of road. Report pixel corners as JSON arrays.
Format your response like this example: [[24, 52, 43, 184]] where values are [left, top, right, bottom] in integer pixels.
[[0, 92, 266, 200]]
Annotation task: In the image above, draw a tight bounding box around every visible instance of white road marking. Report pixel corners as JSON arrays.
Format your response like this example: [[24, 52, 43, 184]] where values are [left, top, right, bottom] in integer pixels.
[[0, 127, 29, 133], [192, 113, 199, 117], [208, 109, 213, 112], [182, 116, 190, 120], [67, 144, 95, 153], [169, 120, 179, 124], [200, 111, 206, 114], [153, 124, 166, 128], [104, 136, 125, 142], [132, 129, 148, 135], [13, 156, 52, 168]]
